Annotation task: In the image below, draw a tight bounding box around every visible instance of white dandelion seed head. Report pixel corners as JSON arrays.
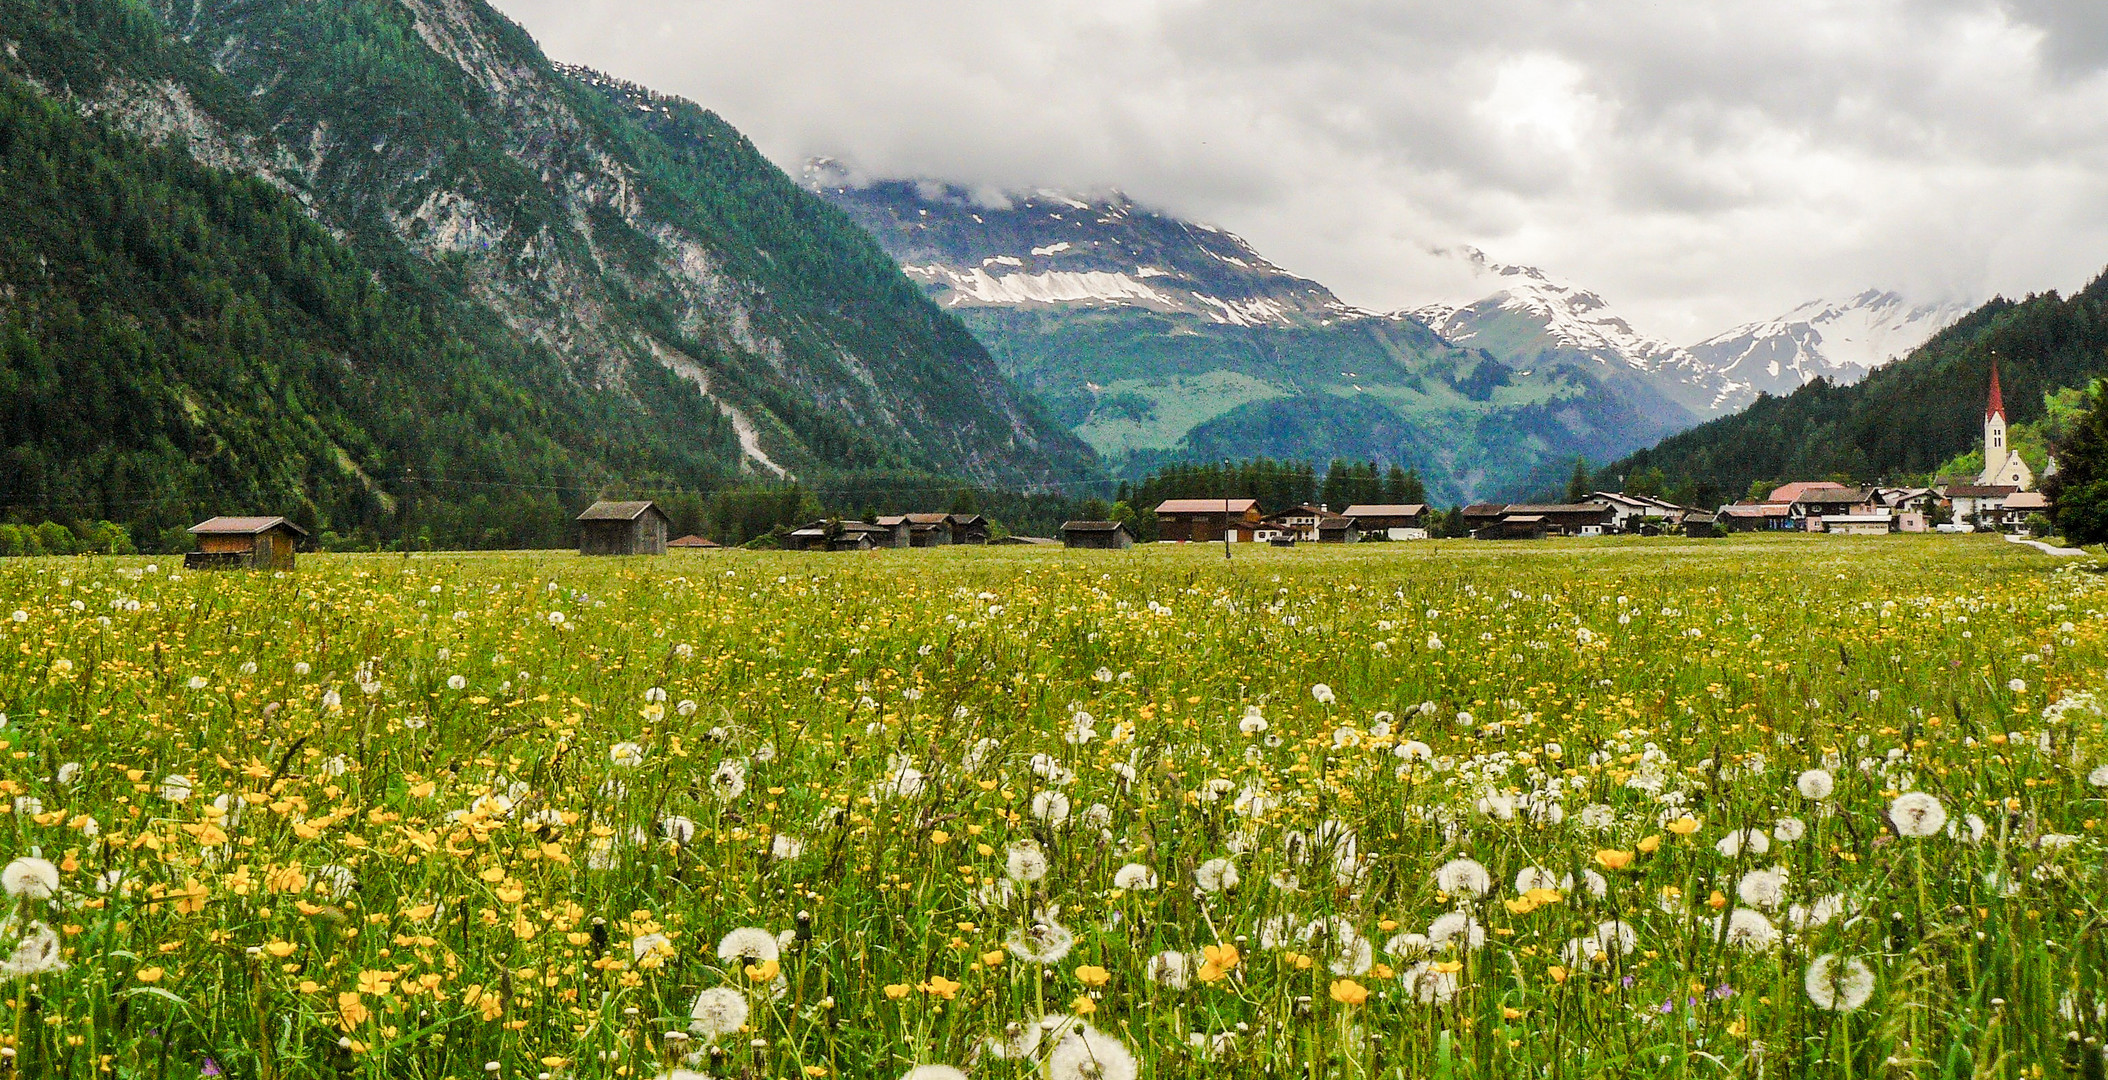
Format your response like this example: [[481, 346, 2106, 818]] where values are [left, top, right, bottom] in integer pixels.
[[1720, 908, 1780, 952], [1311, 683, 1336, 705], [716, 926, 780, 964], [1804, 954, 1876, 1012], [1434, 858, 1492, 898], [1044, 1022, 1138, 1080], [660, 816, 696, 845], [1427, 911, 1485, 951], [1, 858, 59, 900], [1888, 792, 1947, 838], [1006, 841, 1050, 884], [1796, 768, 1835, 801], [608, 742, 646, 769], [1773, 817, 1807, 843], [1145, 949, 1193, 989], [1112, 863, 1158, 891], [1714, 828, 1771, 858], [0, 920, 65, 977], [688, 987, 749, 1038], [1031, 790, 1071, 825], [1004, 912, 1076, 964], [1736, 866, 1789, 911], [1194, 857, 1239, 893]]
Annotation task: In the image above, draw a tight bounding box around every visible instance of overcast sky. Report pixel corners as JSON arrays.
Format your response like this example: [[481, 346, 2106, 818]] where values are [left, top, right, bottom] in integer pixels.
[[490, 0, 2108, 342]]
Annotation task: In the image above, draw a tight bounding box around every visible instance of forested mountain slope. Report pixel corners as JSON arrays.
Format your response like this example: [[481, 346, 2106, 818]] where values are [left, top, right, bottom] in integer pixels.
[[0, 0, 1093, 546], [1605, 273, 2108, 496]]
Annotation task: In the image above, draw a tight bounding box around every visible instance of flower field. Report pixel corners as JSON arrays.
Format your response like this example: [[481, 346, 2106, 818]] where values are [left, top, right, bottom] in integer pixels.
[[1, 536, 2106, 1079]]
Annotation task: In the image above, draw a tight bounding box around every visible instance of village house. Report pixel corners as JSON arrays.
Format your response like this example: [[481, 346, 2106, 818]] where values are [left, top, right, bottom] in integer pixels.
[[1153, 498, 1264, 543], [1593, 492, 1684, 534], [576, 500, 669, 556], [1259, 504, 1328, 542], [1468, 502, 1614, 540], [1789, 488, 1881, 531], [1820, 515, 1897, 536], [1716, 503, 1794, 532], [1061, 520, 1135, 549], [1998, 491, 2051, 531], [1940, 484, 2018, 530], [185, 516, 308, 571], [1339, 504, 1428, 540]]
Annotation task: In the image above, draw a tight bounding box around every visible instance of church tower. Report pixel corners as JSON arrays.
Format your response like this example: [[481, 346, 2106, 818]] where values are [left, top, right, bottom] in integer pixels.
[[1978, 361, 2034, 490]]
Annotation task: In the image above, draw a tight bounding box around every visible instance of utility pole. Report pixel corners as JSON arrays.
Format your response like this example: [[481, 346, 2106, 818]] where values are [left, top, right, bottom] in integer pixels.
[[1223, 458, 1233, 561]]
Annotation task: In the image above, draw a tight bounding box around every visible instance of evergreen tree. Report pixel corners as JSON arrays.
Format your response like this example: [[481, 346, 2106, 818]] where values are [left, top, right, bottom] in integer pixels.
[[2046, 383, 2108, 545], [1566, 459, 1592, 503]]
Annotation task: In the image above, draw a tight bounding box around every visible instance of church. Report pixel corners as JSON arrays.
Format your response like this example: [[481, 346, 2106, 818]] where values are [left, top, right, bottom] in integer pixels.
[[1978, 363, 2036, 491]]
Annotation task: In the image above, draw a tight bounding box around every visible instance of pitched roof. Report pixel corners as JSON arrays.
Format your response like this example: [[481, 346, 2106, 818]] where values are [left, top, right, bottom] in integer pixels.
[[1767, 481, 1850, 504], [2005, 491, 2050, 509], [1341, 504, 1427, 518], [905, 513, 952, 525], [668, 535, 720, 548], [1062, 520, 1132, 533], [188, 516, 309, 537], [1461, 503, 1508, 517], [576, 500, 662, 522], [1793, 488, 1869, 505], [1154, 498, 1259, 514], [1721, 503, 1791, 518], [1988, 360, 2005, 420], [1504, 502, 1611, 515], [1942, 484, 2019, 498]]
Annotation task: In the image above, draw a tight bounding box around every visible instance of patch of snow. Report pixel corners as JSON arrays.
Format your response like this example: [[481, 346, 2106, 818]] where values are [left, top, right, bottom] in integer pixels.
[[905, 265, 1169, 307], [1030, 242, 1073, 257], [984, 255, 1025, 268], [1135, 266, 1169, 278]]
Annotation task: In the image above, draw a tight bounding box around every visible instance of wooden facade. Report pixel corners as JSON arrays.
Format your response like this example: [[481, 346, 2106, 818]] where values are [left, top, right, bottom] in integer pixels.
[[1061, 521, 1135, 550], [1152, 499, 1263, 543], [576, 501, 670, 556], [186, 517, 308, 571]]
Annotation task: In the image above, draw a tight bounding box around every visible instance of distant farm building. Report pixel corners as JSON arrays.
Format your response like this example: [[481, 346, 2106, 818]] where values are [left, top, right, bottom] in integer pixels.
[[576, 501, 669, 556], [185, 517, 307, 571], [1154, 499, 1264, 543], [1341, 504, 1427, 540], [668, 535, 721, 550], [1061, 520, 1135, 550]]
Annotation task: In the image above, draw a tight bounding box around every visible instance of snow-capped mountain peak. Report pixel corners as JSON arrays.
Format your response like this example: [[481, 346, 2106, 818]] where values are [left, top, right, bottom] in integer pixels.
[[1407, 254, 1694, 375], [1687, 290, 1974, 387]]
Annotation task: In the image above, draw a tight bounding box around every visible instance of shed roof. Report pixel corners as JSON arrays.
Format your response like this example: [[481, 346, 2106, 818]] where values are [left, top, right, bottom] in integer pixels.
[[1062, 520, 1131, 533], [1341, 504, 1427, 518], [1721, 503, 1791, 518], [1155, 498, 1258, 514], [189, 516, 309, 538], [2005, 491, 2050, 509], [668, 535, 720, 548], [1793, 488, 1870, 505], [1942, 485, 2019, 498], [576, 500, 662, 522]]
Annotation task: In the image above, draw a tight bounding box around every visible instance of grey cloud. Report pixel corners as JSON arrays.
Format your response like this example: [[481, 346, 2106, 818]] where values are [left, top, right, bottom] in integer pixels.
[[488, 0, 2108, 337]]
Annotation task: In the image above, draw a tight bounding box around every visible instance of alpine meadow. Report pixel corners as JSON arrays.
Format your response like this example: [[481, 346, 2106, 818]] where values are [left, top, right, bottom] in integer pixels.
[[3, 538, 2108, 1079]]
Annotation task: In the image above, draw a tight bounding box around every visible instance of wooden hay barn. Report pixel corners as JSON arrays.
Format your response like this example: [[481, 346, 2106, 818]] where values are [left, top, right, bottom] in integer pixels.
[[576, 500, 669, 556], [1061, 520, 1135, 550], [185, 517, 308, 571]]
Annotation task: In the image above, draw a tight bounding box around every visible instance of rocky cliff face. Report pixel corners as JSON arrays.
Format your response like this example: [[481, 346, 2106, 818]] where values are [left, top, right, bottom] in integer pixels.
[[47, 0, 1095, 490]]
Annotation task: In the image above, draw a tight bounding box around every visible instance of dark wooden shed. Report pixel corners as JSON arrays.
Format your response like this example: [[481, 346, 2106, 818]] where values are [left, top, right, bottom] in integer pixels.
[[186, 517, 308, 571], [1061, 520, 1135, 550], [577, 500, 669, 556]]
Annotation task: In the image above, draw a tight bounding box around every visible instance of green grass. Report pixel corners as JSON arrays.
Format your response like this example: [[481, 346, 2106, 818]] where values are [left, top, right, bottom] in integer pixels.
[[0, 535, 2104, 1079]]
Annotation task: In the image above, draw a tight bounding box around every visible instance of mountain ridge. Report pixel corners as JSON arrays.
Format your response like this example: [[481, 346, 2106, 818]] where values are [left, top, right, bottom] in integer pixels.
[[813, 170, 1694, 503]]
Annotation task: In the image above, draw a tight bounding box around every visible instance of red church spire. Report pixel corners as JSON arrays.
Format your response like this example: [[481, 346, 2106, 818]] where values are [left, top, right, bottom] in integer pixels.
[[1987, 360, 2005, 421]]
